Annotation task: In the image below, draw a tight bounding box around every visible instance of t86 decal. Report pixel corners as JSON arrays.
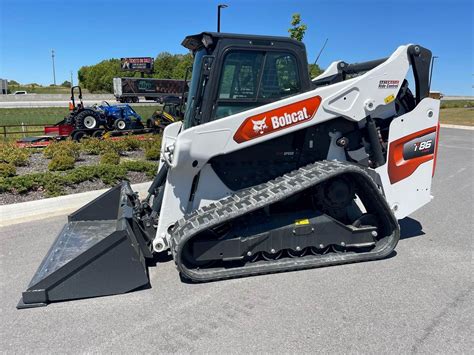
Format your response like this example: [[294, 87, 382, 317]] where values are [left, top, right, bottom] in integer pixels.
[[233, 96, 322, 143], [388, 126, 438, 184]]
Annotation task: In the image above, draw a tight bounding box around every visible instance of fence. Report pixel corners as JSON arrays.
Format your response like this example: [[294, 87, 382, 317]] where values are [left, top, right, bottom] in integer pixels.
[[1, 123, 52, 140]]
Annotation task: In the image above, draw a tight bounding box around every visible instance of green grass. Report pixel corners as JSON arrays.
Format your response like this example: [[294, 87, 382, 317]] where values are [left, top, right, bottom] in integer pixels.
[[8, 85, 90, 94], [440, 108, 474, 126], [440, 100, 473, 109], [0, 105, 162, 139], [0, 107, 71, 126], [0, 105, 160, 126]]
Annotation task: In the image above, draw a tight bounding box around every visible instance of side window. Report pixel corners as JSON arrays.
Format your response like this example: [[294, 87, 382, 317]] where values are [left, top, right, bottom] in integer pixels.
[[218, 51, 264, 99], [259, 52, 300, 99]]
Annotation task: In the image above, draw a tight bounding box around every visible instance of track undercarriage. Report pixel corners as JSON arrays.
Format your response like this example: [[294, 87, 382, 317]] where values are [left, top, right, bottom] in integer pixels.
[[171, 160, 400, 281]]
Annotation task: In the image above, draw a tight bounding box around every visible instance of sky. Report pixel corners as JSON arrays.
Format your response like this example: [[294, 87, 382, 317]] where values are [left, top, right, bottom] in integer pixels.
[[0, 0, 472, 95]]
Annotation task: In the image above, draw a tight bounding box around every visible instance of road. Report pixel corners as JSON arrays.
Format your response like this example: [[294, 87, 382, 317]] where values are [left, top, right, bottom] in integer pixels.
[[1, 128, 472, 353]]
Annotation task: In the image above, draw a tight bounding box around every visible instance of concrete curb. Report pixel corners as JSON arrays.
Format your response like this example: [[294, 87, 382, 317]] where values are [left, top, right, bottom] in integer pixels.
[[440, 124, 474, 131], [0, 181, 151, 227]]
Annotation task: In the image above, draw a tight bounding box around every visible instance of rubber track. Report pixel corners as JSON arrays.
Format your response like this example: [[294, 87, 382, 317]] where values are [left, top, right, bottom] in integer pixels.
[[170, 160, 400, 282]]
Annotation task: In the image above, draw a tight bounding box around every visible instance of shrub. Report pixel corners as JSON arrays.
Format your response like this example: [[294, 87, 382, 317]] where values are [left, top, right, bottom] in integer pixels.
[[0, 160, 159, 196], [109, 140, 128, 154], [63, 165, 97, 185], [96, 164, 127, 185], [100, 151, 120, 165], [122, 136, 141, 151], [144, 145, 160, 160], [44, 141, 80, 160], [80, 138, 103, 155], [0, 143, 30, 166], [43, 174, 66, 197], [48, 154, 75, 171], [4, 173, 45, 194], [0, 163, 16, 178], [122, 160, 158, 178]]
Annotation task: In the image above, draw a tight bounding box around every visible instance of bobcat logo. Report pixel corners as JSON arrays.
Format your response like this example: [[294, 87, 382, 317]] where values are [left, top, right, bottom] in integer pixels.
[[251, 117, 268, 135]]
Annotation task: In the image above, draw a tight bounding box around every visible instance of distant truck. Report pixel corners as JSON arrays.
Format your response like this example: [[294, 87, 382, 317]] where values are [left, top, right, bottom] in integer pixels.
[[113, 77, 188, 103]]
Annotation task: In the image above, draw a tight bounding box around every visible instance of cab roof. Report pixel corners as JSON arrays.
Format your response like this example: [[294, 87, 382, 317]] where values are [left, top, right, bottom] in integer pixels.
[[181, 32, 305, 52]]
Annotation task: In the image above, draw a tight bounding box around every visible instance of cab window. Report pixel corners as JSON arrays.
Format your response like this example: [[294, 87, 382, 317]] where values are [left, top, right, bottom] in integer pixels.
[[214, 50, 301, 120]]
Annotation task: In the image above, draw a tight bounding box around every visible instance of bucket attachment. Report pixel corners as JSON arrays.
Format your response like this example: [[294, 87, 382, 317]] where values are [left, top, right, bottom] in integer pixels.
[[17, 182, 153, 309]]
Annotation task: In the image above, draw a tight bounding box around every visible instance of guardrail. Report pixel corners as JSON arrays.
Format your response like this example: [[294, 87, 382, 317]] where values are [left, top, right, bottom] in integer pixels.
[[1, 123, 53, 140]]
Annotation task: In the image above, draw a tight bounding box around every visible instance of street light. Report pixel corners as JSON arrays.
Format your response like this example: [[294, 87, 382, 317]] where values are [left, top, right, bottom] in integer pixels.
[[217, 4, 228, 32], [51, 49, 56, 86], [429, 55, 438, 90]]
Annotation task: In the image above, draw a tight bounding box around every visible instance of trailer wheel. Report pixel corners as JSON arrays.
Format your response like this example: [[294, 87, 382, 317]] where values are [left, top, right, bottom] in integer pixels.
[[114, 119, 128, 131], [76, 109, 101, 130], [72, 131, 86, 141], [92, 130, 103, 138]]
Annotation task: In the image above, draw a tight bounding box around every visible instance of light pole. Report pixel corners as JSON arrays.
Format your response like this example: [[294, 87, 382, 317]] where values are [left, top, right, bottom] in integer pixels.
[[51, 49, 56, 85], [70, 70, 74, 87], [429, 55, 438, 90], [217, 4, 228, 32]]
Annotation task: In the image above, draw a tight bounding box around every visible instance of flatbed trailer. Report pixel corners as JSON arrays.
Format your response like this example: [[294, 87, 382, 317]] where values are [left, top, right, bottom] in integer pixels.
[[16, 122, 163, 148]]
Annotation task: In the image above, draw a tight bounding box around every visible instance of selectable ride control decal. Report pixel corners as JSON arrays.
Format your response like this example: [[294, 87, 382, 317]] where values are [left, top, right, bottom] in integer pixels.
[[233, 96, 322, 143]]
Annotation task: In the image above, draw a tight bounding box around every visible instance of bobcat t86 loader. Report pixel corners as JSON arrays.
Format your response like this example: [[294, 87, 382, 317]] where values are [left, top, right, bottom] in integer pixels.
[[18, 32, 440, 308]]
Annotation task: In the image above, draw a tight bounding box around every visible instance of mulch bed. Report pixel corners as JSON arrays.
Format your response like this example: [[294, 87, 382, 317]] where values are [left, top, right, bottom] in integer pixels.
[[0, 150, 152, 206]]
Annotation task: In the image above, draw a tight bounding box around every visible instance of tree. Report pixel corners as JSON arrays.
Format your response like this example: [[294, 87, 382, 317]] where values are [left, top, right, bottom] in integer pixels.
[[308, 63, 323, 78], [77, 52, 194, 93], [172, 53, 193, 79], [8, 80, 20, 86], [288, 13, 307, 42], [61, 80, 71, 87], [78, 59, 122, 92], [153, 52, 179, 79]]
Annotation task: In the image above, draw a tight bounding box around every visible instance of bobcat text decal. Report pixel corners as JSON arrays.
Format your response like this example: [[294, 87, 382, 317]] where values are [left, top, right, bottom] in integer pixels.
[[233, 96, 322, 143]]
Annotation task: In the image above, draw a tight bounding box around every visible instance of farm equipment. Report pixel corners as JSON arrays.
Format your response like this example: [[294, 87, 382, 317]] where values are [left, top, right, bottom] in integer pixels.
[[146, 99, 184, 129], [65, 86, 144, 134], [18, 32, 440, 309], [16, 86, 155, 146]]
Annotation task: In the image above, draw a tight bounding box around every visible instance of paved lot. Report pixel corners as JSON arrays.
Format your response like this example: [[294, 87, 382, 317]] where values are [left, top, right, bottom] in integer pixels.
[[1, 128, 472, 353]]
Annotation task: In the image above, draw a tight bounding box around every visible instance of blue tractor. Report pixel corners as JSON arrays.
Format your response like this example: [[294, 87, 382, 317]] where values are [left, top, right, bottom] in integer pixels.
[[66, 86, 144, 131]]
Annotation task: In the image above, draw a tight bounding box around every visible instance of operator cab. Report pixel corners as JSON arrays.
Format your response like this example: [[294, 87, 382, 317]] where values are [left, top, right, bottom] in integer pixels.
[[181, 32, 311, 129]]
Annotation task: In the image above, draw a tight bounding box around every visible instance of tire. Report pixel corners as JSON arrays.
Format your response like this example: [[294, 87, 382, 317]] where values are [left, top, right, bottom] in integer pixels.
[[72, 131, 86, 141], [146, 118, 155, 128], [133, 97, 139, 103], [76, 109, 101, 130], [92, 130, 103, 138], [114, 119, 128, 131]]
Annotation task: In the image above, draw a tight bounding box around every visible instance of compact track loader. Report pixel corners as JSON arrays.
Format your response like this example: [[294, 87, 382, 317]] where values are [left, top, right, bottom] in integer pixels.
[[18, 32, 440, 308]]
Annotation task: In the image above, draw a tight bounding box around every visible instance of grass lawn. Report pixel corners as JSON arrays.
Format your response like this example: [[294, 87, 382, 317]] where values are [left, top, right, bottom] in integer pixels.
[[7, 85, 91, 94], [439, 108, 473, 126], [0, 105, 161, 125], [0, 105, 161, 139]]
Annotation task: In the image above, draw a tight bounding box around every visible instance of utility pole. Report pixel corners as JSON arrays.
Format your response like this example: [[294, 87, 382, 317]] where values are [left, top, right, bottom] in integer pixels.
[[51, 49, 56, 85], [70, 70, 74, 87], [217, 4, 228, 32]]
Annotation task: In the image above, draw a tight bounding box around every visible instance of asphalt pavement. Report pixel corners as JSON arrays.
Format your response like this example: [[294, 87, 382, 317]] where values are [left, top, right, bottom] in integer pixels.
[[1, 127, 472, 353]]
